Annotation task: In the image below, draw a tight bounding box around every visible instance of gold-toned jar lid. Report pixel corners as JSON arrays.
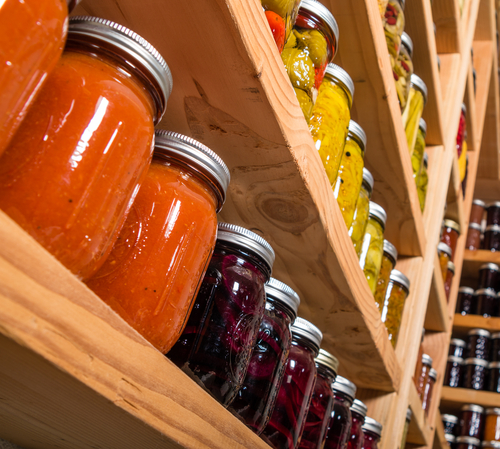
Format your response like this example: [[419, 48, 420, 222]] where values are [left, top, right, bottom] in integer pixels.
[[315, 348, 339, 374], [443, 219, 461, 234], [324, 63, 354, 108]]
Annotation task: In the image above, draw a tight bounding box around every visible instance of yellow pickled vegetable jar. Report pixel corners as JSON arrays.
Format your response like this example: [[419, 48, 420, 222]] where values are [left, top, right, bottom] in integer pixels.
[[437, 242, 452, 283], [383, 0, 405, 68], [411, 118, 426, 178], [261, 0, 301, 53], [380, 269, 410, 348], [334, 120, 366, 229], [378, 0, 389, 19], [402, 74, 428, 153], [394, 32, 414, 111], [416, 152, 429, 212], [350, 168, 374, 256], [309, 63, 354, 185], [359, 202, 387, 294], [374, 240, 398, 313]]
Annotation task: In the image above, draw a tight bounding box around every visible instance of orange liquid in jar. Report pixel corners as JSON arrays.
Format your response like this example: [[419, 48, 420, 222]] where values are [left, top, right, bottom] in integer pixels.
[[0, 50, 155, 280], [86, 160, 219, 354], [0, 0, 68, 155]]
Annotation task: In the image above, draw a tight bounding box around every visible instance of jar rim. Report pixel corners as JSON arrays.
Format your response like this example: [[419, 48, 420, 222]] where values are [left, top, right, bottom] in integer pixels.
[[437, 242, 452, 257], [468, 328, 491, 338], [447, 355, 464, 364], [475, 288, 496, 297], [479, 263, 500, 272], [362, 168, 374, 193], [315, 348, 339, 374], [442, 414, 459, 424], [351, 399, 368, 418], [291, 317, 323, 349], [332, 375, 356, 399], [443, 218, 461, 234], [383, 240, 398, 264], [419, 118, 427, 135], [410, 74, 428, 104], [486, 224, 500, 232], [422, 353, 433, 365], [348, 120, 367, 152], [468, 222, 482, 230], [265, 278, 300, 318], [324, 63, 354, 107], [486, 407, 500, 415], [298, 0, 339, 56], [362, 416, 383, 436], [389, 269, 410, 290], [401, 32, 413, 57], [368, 202, 387, 228], [473, 199, 486, 207], [447, 261, 455, 273], [459, 286, 475, 294], [450, 338, 466, 347], [460, 404, 484, 413]]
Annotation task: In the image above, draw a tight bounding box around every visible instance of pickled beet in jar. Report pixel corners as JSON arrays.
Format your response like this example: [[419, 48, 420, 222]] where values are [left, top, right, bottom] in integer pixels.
[[445, 261, 455, 300], [487, 202, 500, 226], [348, 399, 367, 449], [361, 417, 383, 449], [466, 223, 482, 251], [230, 278, 300, 435], [467, 329, 491, 360], [444, 355, 464, 388], [168, 223, 274, 406], [442, 219, 461, 261], [489, 362, 500, 393], [478, 264, 500, 291], [442, 414, 459, 436], [299, 350, 339, 449], [463, 358, 488, 390], [262, 318, 322, 449], [470, 199, 486, 225], [325, 376, 356, 449], [491, 333, 500, 362], [449, 338, 467, 358], [485, 225, 500, 252], [456, 287, 476, 315], [476, 289, 498, 318], [459, 404, 484, 439]]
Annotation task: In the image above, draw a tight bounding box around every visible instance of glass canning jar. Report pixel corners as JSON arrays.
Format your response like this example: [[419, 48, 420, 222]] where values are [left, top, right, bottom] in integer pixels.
[[492, 333, 500, 362], [444, 261, 455, 300], [417, 152, 429, 212], [261, 0, 301, 53], [0, 17, 173, 280], [383, 0, 405, 68], [466, 223, 482, 251], [168, 224, 274, 406], [482, 441, 500, 448], [456, 436, 480, 449], [299, 350, 339, 449], [442, 219, 461, 261], [402, 74, 428, 154], [380, 269, 410, 347], [456, 104, 467, 159], [401, 408, 412, 448], [334, 121, 367, 229], [422, 368, 437, 415], [350, 168, 375, 256], [444, 356, 464, 388], [229, 278, 300, 435], [485, 225, 500, 252], [470, 199, 486, 225], [445, 434, 457, 447], [359, 203, 387, 294], [324, 376, 356, 449], [417, 354, 433, 398], [467, 329, 491, 360], [374, 240, 398, 313], [309, 63, 354, 185], [484, 408, 500, 441], [457, 287, 476, 315], [348, 399, 367, 449], [414, 328, 425, 391], [361, 417, 383, 449], [394, 32, 414, 111], [442, 414, 459, 436], [262, 318, 322, 449], [411, 118, 426, 179], [459, 404, 484, 439], [476, 288, 498, 318], [489, 362, 500, 393], [478, 263, 500, 291], [449, 338, 467, 358], [87, 132, 229, 354], [438, 242, 453, 283], [487, 202, 500, 226]]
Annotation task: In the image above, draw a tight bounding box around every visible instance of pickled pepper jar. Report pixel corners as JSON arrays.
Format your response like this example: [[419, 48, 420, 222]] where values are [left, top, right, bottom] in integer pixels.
[[402, 74, 428, 153], [417, 354, 433, 398], [442, 219, 461, 261], [262, 318, 322, 449], [359, 202, 387, 294], [438, 242, 453, 283], [459, 404, 484, 439], [381, 269, 410, 347], [87, 132, 229, 354], [350, 168, 375, 256], [261, 0, 301, 53], [299, 350, 339, 449], [348, 399, 367, 449], [229, 278, 300, 435], [0, 17, 173, 280], [168, 223, 275, 406], [325, 376, 356, 449], [466, 223, 482, 251], [444, 355, 464, 388], [374, 240, 398, 313], [394, 32, 414, 111], [309, 64, 354, 185], [411, 118, 426, 178], [361, 417, 383, 449], [417, 152, 429, 212], [334, 121, 367, 229], [284, 0, 339, 120], [383, 0, 405, 68]]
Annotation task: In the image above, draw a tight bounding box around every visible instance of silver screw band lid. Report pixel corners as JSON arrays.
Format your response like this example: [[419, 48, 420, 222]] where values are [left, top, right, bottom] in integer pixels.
[[459, 286, 475, 295], [362, 416, 383, 436], [492, 332, 500, 339], [298, 0, 339, 56], [490, 361, 500, 368], [315, 348, 339, 374], [291, 317, 323, 349], [383, 240, 398, 264], [401, 32, 413, 57], [447, 355, 464, 364], [325, 63, 355, 107], [351, 399, 368, 418], [422, 354, 433, 365], [482, 441, 500, 448], [475, 288, 496, 297], [265, 278, 300, 318], [389, 269, 410, 291], [473, 199, 486, 208], [456, 436, 481, 445], [423, 152, 428, 167], [332, 375, 356, 399], [479, 263, 500, 272], [442, 414, 459, 424], [437, 242, 452, 258], [487, 201, 500, 208], [410, 74, 428, 104], [450, 338, 466, 348], [464, 358, 489, 367], [445, 434, 456, 443], [368, 202, 387, 228], [468, 328, 491, 338], [468, 223, 482, 230], [486, 224, 500, 232], [406, 407, 412, 421], [447, 261, 455, 273], [419, 118, 427, 135], [348, 120, 367, 152], [486, 408, 500, 415], [429, 368, 438, 380], [460, 404, 485, 413], [362, 168, 374, 193]]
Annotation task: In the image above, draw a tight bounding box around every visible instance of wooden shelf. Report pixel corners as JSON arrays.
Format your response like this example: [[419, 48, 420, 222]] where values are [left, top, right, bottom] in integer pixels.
[[407, 382, 432, 446], [425, 255, 452, 332], [441, 386, 500, 409], [433, 414, 449, 449], [462, 249, 500, 279], [453, 313, 500, 334]]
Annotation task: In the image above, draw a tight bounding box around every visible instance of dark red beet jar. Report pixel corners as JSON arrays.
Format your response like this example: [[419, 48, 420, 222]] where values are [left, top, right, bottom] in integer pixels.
[[348, 399, 367, 449]]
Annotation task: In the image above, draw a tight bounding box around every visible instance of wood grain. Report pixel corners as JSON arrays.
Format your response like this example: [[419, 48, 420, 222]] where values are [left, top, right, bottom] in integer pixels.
[[453, 313, 500, 334], [462, 248, 500, 278], [432, 0, 462, 53], [441, 386, 500, 410], [425, 256, 451, 332], [407, 382, 432, 446]]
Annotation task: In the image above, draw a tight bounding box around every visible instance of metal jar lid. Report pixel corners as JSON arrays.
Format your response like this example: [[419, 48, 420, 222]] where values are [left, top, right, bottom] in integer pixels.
[[482, 441, 500, 448], [325, 63, 355, 108], [456, 436, 481, 445], [348, 120, 367, 152], [462, 103, 467, 114], [464, 358, 489, 367], [473, 199, 486, 208], [265, 278, 300, 318], [492, 332, 500, 339], [469, 222, 482, 230], [461, 404, 485, 413], [443, 219, 461, 234], [362, 168, 374, 194], [422, 354, 433, 365], [389, 269, 410, 291], [450, 338, 466, 348], [447, 261, 455, 274], [437, 242, 452, 258], [410, 74, 428, 105], [362, 417, 383, 437], [401, 32, 413, 58], [406, 407, 412, 421], [315, 348, 339, 374], [468, 328, 491, 338], [383, 240, 398, 264], [475, 288, 496, 297], [419, 118, 427, 135], [154, 131, 230, 211], [351, 399, 368, 418], [479, 263, 500, 272], [459, 286, 475, 295], [447, 355, 464, 364], [397, 0, 405, 9], [489, 361, 500, 369], [487, 201, 500, 208], [442, 414, 459, 424], [68, 16, 173, 124], [217, 223, 275, 271], [291, 317, 323, 349], [429, 368, 438, 380], [423, 152, 428, 168], [368, 202, 387, 228], [486, 224, 500, 232], [486, 407, 500, 415], [332, 375, 357, 399], [445, 434, 456, 443]]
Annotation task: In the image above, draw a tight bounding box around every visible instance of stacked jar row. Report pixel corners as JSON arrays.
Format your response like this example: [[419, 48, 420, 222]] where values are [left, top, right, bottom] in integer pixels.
[[442, 406, 500, 448], [414, 352, 438, 415], [439, 218, 462, 299], [444, 331, 500, 393], [466, 200, 500, 251]]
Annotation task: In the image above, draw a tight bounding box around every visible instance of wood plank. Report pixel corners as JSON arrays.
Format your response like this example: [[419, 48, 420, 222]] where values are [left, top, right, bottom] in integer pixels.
[[453, 313, 500, 334], [407, 382, 431, 446], [425, 256, 451, 332], [441, 386, 500, 410], [433, 414, 449, 449], [462, 249, 500, 278], [433, 0, 462, 53], [464, 64, 479, 151]]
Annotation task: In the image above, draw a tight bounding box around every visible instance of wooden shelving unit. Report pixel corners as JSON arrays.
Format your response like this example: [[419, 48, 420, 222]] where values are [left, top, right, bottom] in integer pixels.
[[1, 0, 498, 448]]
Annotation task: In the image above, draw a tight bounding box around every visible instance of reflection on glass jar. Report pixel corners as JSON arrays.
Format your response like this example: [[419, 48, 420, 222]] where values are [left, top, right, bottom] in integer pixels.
[[467, 328, 491, 360], [374, 240, 398, 313], [350, 168, 374, 256], [463, 358, 488, 391], [361, 417, 383, 449], [422, 368, 437, 415], [402, 75, 428, 154], [348, 399, 367, 449], [325, 376, 356, 449], [417, 152, 429, 212], [394, 32, 413, 110], [417, 354, 433, 398], [261, 0, 301, 53], [466, 223, 482, 251]]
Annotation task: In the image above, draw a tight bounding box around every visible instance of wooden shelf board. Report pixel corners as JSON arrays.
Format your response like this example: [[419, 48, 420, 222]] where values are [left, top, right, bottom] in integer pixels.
[[407, 382, 432, 446], [462, 249, 500, 278], [464, 63, 479, 151], [440, 386, 500, 410], [433, 0, 462, 54], [425, 255, 451, 332], [433, 414, 449, 449], [452, 313, 500, 335]]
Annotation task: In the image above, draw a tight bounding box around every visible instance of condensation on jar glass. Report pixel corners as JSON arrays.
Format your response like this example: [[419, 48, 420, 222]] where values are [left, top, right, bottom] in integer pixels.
[[402, 74, 428, 154], [417, 353, 433, 398], [168, 223, 275, 406], [374, 240, 398, 314], [445, 261, 455, 300], [229, 278, 300, 435], [411, 118, 426, 179], [262, 318, 322, 449], [442, 219, 461, 261], [484, 407, 500, 441], [485, 225, 500, 252], [466, 223, 482, 251], [361, 417, 383, 449], [325, 376, 356, 449], [467, 328, 491, 360], [383, 0, 405, 69], [417, 152, 429, 212], [359, 202, 387, 294], [261, 0, 301, 53], [0, 16, 173, 281], [350, 168, 375, 257], [394, 31, 414, 111], [456, 436, 481, 449], [438, 242, 452, 283], [380, 269, 410, 348], [334, 120, 367, 229], [476, 288, 498, 318], [309, 64, 354, 185], [284, 0, 339, 120], [470, 199, 486, 226], [348, 399, 367, 449], [401, 408, 412, 449], [456, 287, 475, 315], [459, 404, 484, 439], [478, 263, 500, 291], [449, 338, 467, 358], [488, 362, 500, 393], [442, 414, 459, 436], [487, 202, 500, 226]]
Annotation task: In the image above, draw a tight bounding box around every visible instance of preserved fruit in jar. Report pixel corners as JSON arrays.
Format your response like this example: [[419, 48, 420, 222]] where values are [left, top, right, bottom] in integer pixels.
[[383, 0, 405, 68], [445, 261, 455, 300], [261, 0, 301, 52], [402, 75, 428, 153], [459, 404, 484, 439], [350, 168, 374, 256], [262, 318, 322, 449], [487, 202, 500, 226], [422, 368, 436, 415], [0, 17, 173, 280], [442, 414, 459, 436], [466, 223, 482, 251], [444, 355, 464, 388], [362, 417, 383, 449], [417, 353, 433, 398], [411, 119, 426, 179], [374, 240, 398, 313], [348, 399, 367, 449], [334, 121, 367, 229], [438, 242, 452, 283], [229, 278, 300, 435], [467, 328, 491, 360], [87, 132, 229, 354], [325, 376, 356, 449], [168, 224, 275, 405], [485, 225, 500, 251], [462, 358, 488, 390], [484, 408, 500, 442], [470, 199, 486, 225], [441, 219, 461, 261], [359, 202, 387, 294], [309, 64, 354, 184], [478, 263, 500, 291], [417, 152, 429, 212], [394, 32, 413, 110], [476, 288, 497, 318]]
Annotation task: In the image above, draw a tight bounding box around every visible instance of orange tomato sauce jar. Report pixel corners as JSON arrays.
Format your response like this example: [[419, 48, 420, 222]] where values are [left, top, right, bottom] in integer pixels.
[[0, 17, 172, 280], [86, 131, 230, 354]]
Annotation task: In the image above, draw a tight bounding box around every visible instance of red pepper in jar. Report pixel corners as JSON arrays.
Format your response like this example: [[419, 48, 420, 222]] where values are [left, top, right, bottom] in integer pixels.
[[265, 10, 286, 53]]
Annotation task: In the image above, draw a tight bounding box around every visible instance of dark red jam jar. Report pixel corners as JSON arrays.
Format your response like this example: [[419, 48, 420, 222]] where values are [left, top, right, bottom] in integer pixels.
[[466, 223, 482, 251], [463, 358, 488, 390], [470, 199, 486, 225], [325, 376, 357, 449], [467, 329, 491, 360], [488, 361, 500, 393], [491, 333, 500, 362], [422, 368, 437, 415], [168, 223, 274, 406], [459, 404, 484, 439], [485, 225, 500, 252], [361, 417, 382, 449], [348, 399, 367, 449], [299, 350, 339, 449], [487, 202, 500, 226], [456, 287, 476, 315], [444, 355, 464, 388], [262, 317, 322, 449], [455, 436, 481, 449], [229, 278, 300, 434], [445, 433, 457, 448], [442, 219, 461, 261], [417, 354, 433, 399], [442, 414, 459, 436], [449, 338, 467, 358], [478, 264, 500, 291], [476, 289, 498, 318]]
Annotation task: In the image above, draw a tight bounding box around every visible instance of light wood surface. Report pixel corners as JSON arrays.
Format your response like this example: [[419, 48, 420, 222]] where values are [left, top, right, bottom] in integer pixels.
[[433, 415, 449, 449], [425, 256, 452, 332], [462, 249, 500, 278], [432, 0, 462, 53], [407, 382, 432, 446], [441, 386, 500, 410], [453, 313, 500, 334]]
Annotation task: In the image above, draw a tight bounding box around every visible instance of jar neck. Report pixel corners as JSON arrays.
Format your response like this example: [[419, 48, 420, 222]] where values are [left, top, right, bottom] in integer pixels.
[[316, 363, 336, 383], [333, 389, 354, 407], [291, 334, 319, 356], [266, 296, 296, 323]]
